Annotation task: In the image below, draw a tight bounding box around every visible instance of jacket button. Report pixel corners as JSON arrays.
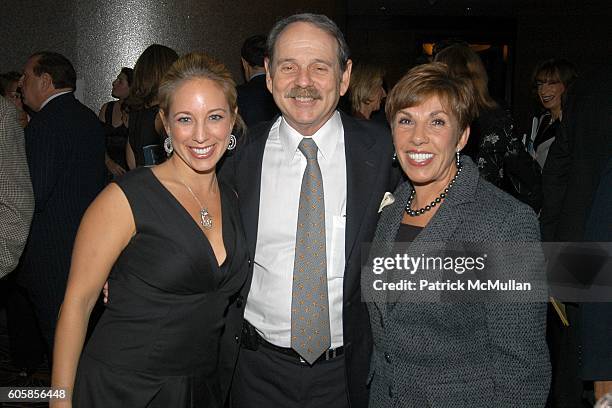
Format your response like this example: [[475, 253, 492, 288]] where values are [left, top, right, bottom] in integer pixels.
[[384, 353, 391, 364], [236, 296, 244, 308], [248, 258, 252, 266], [388, 385, 394, 398]]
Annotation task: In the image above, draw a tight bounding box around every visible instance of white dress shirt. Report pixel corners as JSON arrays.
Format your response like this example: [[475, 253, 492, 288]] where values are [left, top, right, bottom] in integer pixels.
[[244, 111, 347, 349]]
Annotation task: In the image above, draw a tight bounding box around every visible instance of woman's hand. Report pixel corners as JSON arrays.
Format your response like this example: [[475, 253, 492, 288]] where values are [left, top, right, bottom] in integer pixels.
[[105, 157, 127, 177]]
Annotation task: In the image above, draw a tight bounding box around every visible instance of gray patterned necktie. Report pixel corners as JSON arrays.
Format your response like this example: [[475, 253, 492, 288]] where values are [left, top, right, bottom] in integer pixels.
[[291, 137, 331, 365]]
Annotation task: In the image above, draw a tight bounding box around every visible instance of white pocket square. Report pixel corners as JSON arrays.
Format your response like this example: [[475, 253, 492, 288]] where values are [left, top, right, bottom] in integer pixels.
[[378, 192, 395, 213]]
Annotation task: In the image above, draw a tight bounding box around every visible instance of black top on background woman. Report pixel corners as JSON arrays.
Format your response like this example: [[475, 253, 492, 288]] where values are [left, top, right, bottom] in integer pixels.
[[125, 44, 178, 168], [98, 67, 133, 178]]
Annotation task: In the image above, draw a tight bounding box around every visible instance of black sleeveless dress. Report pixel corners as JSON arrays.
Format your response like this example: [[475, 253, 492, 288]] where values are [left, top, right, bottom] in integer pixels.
[[102, 100, 128, 173], [128, 106, 166, 167], [73, 167, 248, 407]]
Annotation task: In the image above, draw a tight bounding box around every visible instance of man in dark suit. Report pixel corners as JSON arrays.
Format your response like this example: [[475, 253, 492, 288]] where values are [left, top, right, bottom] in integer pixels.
[[541, 64, 612, 406], [224, 13, 394, 408], [236, 34, 279, 126], [17, 52, 106, 360]]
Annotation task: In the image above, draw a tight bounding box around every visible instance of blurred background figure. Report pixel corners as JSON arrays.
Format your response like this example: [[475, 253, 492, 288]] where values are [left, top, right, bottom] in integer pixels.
[[16, 51, 106, 364], [98, 67, 133, 179], [125, 44, 178, 168], [435, 43, 542, 211], [541, 63, 612, 407], [236, 34, 279, 127], [1, 73, 44, 387], [526, 58, 578, 169], [0, 94, 33, 279], [0, 71, 29, 127], [348, 62, 387, 120], [347, 61, 386, 120]]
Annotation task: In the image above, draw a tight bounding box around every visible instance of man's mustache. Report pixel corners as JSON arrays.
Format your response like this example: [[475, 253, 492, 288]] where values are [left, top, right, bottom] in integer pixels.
[[284, 87, 322, 100]]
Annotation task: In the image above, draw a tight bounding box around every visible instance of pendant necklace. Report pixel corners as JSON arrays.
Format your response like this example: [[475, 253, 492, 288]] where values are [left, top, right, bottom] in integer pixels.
[[180, 179, 213, 229]]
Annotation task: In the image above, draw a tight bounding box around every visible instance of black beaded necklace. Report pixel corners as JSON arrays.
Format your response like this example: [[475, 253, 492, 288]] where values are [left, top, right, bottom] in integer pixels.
[[405, 163, 463, 217]]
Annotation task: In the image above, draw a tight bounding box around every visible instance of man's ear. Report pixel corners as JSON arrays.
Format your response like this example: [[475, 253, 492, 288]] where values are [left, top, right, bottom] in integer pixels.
[[339, 59, 352, 97], [241, 58, 250, 80], [264, 57, 273, 93], [40, 72, 54, 91]]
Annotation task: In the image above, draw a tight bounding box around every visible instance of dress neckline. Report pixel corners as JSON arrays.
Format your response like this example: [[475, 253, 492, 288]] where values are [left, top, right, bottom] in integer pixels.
[[144, 167, 230, 269]]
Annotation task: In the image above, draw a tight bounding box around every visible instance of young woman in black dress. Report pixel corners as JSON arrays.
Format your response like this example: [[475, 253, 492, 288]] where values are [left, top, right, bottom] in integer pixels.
[[98, 67, 133, 178], [52, 53, 248, 408]]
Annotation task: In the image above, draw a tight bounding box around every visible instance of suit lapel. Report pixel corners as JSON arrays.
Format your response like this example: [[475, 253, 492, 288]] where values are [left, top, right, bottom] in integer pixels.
[[343, 113, 380, 293], [238, 122, 273, 259]]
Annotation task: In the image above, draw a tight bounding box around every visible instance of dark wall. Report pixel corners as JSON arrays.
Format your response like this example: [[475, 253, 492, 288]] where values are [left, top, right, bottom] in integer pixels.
[[513, 5, 612, 136], [343, 0, 612, 137], [1, 0, 338, 112]]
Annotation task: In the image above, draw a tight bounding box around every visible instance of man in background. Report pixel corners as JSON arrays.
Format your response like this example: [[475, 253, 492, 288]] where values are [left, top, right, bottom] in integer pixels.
[[17, 51, 105, 361], [236, 34, 279, 126]]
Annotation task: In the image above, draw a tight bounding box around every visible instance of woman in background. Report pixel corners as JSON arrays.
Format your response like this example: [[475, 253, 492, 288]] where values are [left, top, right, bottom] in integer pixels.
[[435, 43, 542, 211], [125, 44, 178, 168], [347, 62, 386, 120], [526, 58, 577, 169], [98, 67, 133, 178]]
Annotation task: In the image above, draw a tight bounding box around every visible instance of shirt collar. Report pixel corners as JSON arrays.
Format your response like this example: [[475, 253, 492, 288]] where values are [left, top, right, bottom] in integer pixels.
[[249, 72, 266, 81], [40, 90, 72, 110], [279, 111, 342, 164]]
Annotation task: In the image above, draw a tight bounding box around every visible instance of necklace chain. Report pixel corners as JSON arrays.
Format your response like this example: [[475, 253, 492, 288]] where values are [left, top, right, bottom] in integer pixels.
[[180, 179, 214, 229], [405, 163, 463, 217]]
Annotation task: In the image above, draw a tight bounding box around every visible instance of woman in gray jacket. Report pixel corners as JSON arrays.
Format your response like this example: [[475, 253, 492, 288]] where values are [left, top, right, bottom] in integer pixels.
[[364, 62, 550, 407]]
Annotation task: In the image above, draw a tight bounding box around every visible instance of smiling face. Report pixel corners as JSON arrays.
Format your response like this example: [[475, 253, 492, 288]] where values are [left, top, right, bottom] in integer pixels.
[[111, 72, 130, 100], [265, 22, 351, 136], [536, 71, 565, 115], [161, 78, 235, 174], [392, 94, 468, 192]]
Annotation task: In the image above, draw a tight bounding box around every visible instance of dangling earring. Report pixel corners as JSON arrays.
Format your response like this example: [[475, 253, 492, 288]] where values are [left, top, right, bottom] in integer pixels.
[[164, 136, 173, 155], [227, 134, 237, 151], [392, 152, 397, 162], [456, 150, 461, 167]]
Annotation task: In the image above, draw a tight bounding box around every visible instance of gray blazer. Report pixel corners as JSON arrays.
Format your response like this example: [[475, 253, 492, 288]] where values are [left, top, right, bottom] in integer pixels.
[[365, 157, 550, 407], [0, 96, 33, 278]]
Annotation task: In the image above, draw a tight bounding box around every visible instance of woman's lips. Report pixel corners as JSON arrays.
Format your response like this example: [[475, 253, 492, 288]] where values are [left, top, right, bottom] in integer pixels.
[[188, 144, 216, 159], [405, 151, 434, 167]]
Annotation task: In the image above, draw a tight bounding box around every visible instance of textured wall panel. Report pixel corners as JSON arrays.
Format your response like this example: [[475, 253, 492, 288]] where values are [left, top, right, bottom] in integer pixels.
[[3, 0, 336, 111]]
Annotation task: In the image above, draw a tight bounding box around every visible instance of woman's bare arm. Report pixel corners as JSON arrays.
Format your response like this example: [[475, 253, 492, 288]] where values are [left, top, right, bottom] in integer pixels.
[[51, 184, 134, 406]]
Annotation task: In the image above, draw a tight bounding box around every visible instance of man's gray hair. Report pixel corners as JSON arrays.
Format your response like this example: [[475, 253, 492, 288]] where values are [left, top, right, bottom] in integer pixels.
[[267, 13, 351, 72]]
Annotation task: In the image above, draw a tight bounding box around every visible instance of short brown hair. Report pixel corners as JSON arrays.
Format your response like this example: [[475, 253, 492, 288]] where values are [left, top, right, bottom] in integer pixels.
[[158, 52, 243, 132], [385, 62, 477, 133]]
